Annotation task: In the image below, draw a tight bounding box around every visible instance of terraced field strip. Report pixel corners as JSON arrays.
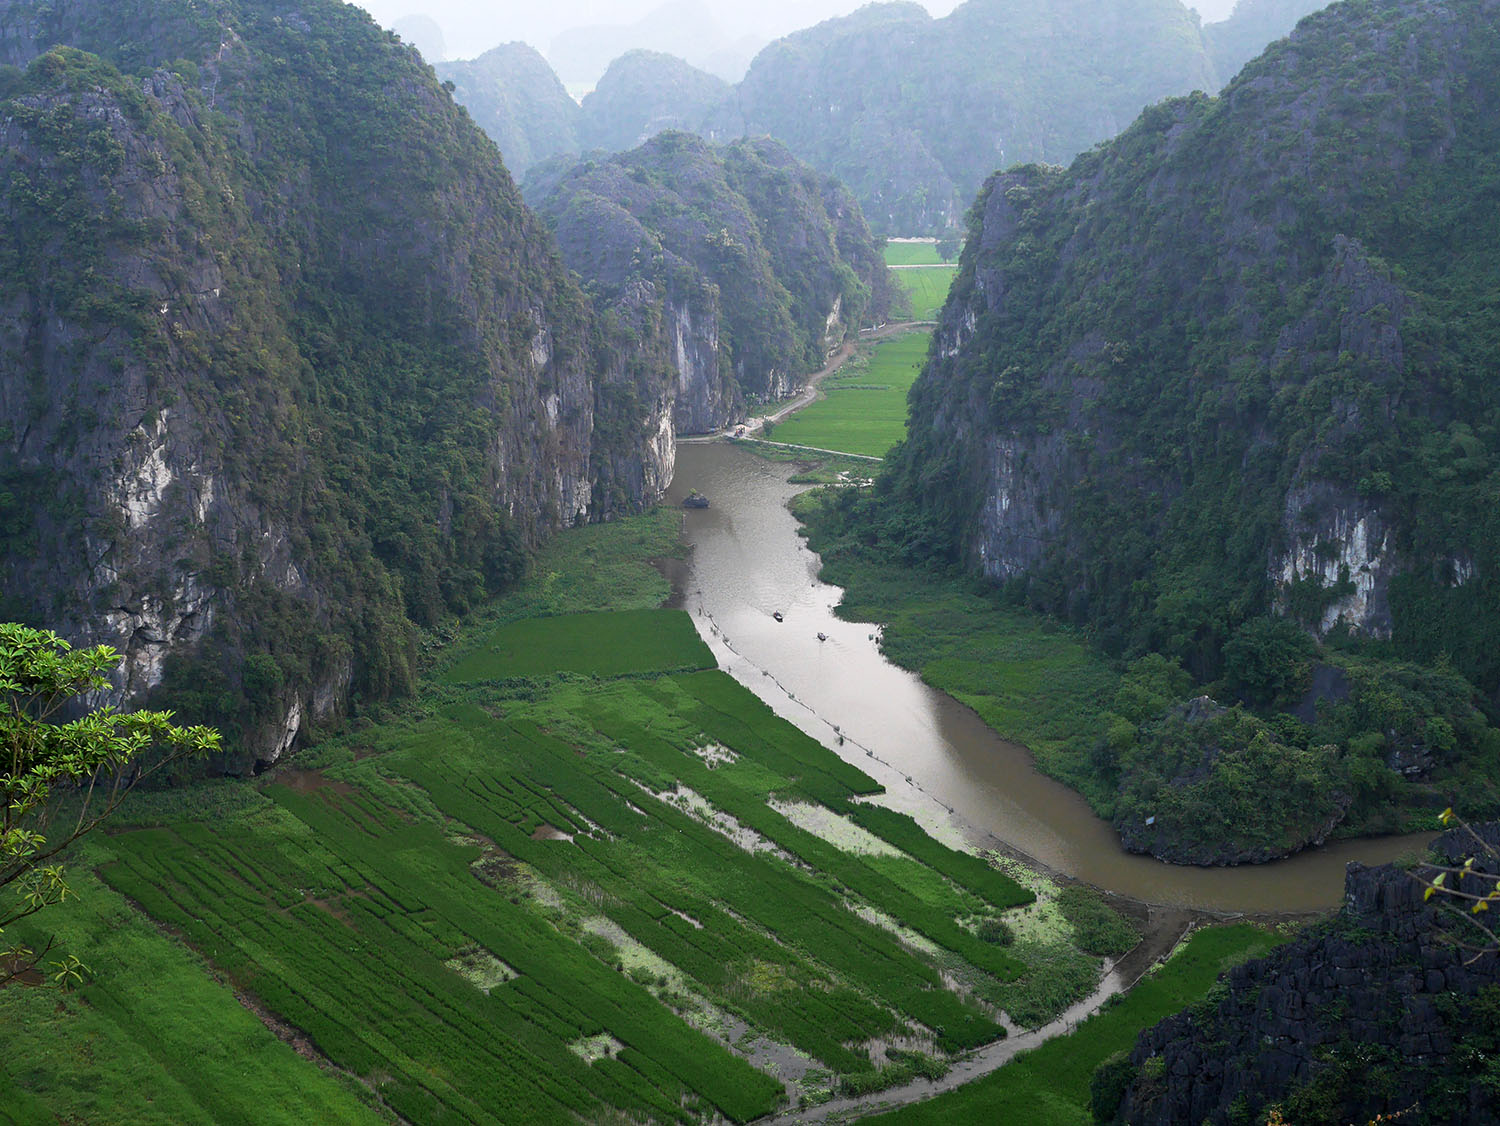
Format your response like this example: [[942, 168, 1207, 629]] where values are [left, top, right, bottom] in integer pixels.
[[772, 332, 933, 458], [443, 607, 715, 682], [89, 606, 1057, 1123], [884, 240, 945, 266]]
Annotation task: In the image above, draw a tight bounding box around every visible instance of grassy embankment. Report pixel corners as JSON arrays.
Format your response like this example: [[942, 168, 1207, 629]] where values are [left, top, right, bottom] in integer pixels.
[[793, 488, 1123, 813], [2, 507, 1142, 1122], [771, 332, 931, 459], [868, 923, 1289, 1124]]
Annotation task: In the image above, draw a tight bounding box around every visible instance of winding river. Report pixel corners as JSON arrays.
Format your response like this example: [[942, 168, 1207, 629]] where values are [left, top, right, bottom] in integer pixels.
[[667, 440, 1433, 915]]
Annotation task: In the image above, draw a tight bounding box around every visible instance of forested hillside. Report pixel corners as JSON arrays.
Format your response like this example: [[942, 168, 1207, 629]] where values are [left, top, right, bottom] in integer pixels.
[[438, 0, 1333, 238], [707, 0, 1218, 234], [830, 0, 1500, 862], [578, 50, 729, 155], [1205, 0, 1328, 81], [0, 0, 673, 767], [528, 132, 892, 429]]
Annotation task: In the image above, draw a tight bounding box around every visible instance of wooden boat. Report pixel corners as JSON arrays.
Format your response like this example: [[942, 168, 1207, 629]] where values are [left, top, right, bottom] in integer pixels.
[[683, 491, 710, 509]]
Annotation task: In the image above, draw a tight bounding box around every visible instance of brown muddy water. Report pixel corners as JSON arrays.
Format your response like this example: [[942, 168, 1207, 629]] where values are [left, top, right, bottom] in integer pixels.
[[667, 441, 1433, 914]]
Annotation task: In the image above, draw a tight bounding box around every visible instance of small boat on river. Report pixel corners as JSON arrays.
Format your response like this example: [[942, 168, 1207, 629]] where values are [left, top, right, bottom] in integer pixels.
[[773, 611, 784, 622], [683, 491, 710, 509]]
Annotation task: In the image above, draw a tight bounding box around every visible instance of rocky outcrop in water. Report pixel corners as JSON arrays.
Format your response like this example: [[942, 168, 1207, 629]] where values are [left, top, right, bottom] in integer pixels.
[[0, 0, 672, 768], [1111, 826, 1500, 1125]]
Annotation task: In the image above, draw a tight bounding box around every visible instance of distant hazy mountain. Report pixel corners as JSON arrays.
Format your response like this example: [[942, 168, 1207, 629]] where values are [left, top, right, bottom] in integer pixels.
[[549, 0, 766, 85], [1204, 0, 1329, 80], [706, 0, 1220, 234], [436, 44, 581, 178], [579, 51, 730, 153], [391, 13, 446, 61]]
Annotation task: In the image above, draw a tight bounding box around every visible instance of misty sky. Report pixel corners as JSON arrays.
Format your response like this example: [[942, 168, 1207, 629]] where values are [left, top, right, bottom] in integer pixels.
[[352, 0, 1241, 63]]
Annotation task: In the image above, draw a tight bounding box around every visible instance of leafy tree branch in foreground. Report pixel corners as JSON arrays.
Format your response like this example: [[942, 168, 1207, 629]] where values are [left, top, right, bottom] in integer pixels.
[[1, 623, 218, 986]]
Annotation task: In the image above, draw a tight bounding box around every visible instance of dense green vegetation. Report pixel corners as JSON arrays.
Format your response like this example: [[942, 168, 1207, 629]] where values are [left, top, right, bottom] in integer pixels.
[[443, 608, 714, 681], [0, 509, 1149, 1121], [772, 333, 931, 458], [0, 855, 384, 1124], [866, 924, 1288, 1124], [857, 0, 1500, 861], [797, 484, 1498, 862]]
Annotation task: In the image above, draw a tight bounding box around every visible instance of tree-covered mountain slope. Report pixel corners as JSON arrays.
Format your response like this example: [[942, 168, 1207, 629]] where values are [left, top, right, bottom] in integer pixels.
[[706, 0, 1219, 234], [873, 0, 1500, 859], [527, 132, 892, 428], [578, 50, 730, 155], [0, 0, 674, 768], [434, 42, 581, 179]]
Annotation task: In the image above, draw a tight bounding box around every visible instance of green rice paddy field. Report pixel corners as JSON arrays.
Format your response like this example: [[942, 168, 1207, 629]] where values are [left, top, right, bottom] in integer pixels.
[[884, 240, 945, 266], [0, 509, 1282, 1124], [771, 332, 932, 458], [893, 266, 959, 321]]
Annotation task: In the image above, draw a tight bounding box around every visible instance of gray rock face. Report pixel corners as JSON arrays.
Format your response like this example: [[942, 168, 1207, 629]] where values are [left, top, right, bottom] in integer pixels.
[[0, 0, 671, 768], [1118, 827, 1500, 1124]]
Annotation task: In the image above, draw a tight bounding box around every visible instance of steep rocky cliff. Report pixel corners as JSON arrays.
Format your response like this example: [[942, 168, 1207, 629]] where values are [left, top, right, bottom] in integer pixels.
[[0, 0, 671, 768], [858, 0, 1500, 864], [434, 43, 581, 179], [527, 132, 891, 425], [1107, 827, 1500, 1124], [898, 0, 1500, 687]]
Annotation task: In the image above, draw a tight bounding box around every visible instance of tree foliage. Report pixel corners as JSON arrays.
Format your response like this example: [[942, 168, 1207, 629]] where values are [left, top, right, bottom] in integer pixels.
[[1, 624, 217, 985]]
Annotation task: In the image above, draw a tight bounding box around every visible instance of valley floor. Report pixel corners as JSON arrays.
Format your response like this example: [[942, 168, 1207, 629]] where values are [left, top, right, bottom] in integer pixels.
[[1, 506, 1240, 1124]]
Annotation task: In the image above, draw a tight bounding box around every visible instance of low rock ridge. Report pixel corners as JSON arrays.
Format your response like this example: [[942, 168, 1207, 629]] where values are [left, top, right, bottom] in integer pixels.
[[1112, 826, 1500, 1124]]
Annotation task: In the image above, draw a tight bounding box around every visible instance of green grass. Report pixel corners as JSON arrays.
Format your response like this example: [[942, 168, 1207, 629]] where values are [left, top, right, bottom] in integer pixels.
[[5, 508, 1137, 1124], [867, 924, 1289, 1124], [795, 490, 1122, 812], [884, 241, 945, 266], [771, 332, 931, 458], [0, 849, 382, 1126], [892, 266, 958, 320], [443, 609, 714, 682]]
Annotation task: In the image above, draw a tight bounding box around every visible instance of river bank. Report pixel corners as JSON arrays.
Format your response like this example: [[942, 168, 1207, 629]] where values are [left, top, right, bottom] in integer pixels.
[[667, 441, 1433, 914]]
